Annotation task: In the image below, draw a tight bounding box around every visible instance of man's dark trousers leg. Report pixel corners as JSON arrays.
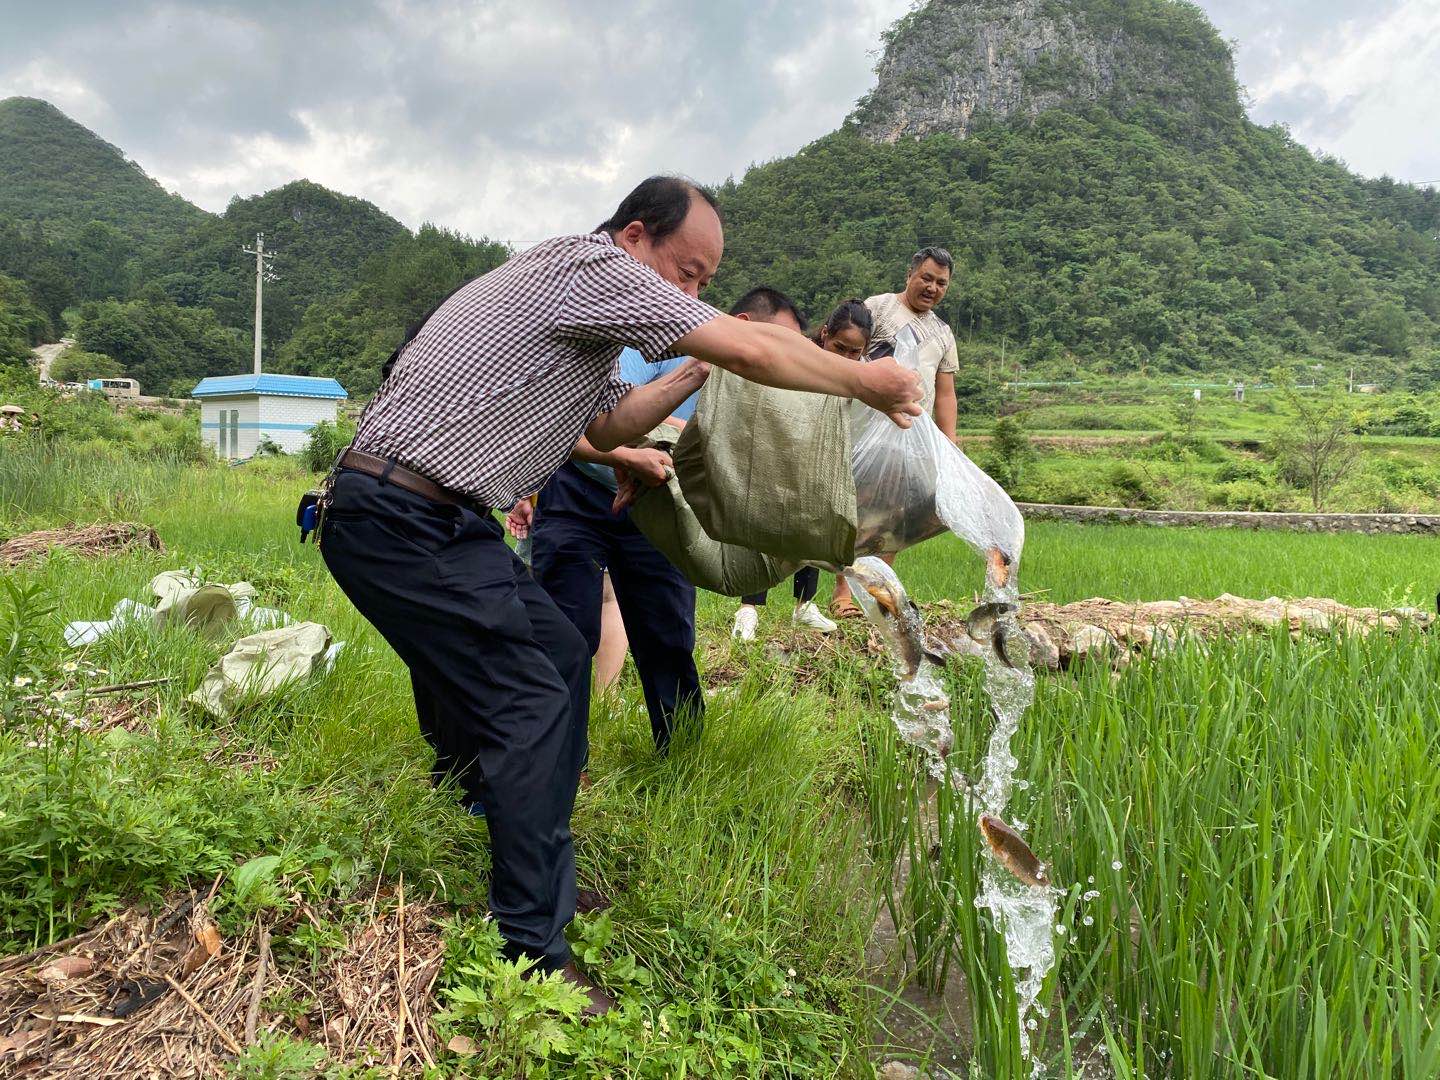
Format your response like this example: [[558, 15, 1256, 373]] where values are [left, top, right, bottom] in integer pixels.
[[605, 528, 701, 751], [527, 504, 605, 772], [320, 469, 589, 971], [533, 463, 702, 753]]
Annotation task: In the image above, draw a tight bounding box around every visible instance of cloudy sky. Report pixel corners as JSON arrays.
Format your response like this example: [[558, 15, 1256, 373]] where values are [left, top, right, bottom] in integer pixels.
[[2, 1, 1436, 241]]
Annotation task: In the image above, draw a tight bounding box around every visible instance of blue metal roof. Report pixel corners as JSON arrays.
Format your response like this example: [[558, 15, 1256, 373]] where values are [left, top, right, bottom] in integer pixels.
[[191, 374, 348, 399]]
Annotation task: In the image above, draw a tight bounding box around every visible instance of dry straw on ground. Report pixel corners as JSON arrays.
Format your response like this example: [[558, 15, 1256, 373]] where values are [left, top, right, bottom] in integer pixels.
[[0, 881, 444, 1077], [0, 523, 164, 567]]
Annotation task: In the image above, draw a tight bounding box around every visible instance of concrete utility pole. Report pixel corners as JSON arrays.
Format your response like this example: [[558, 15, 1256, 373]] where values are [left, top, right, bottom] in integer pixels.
[[241, 233, 277, 375]]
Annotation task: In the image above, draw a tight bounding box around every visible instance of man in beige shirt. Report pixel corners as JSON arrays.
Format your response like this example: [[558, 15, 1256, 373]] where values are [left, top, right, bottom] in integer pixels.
[[831, 248, 962, 619], [865, 246, 959, 441]]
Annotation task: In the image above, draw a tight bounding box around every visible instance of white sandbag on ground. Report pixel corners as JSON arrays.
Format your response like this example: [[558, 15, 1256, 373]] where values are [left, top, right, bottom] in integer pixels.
[[188, 622, 340, 718]]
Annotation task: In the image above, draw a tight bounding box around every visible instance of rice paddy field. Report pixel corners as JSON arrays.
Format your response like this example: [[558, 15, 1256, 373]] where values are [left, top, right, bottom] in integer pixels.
[[3, 441, 1439, 1078]]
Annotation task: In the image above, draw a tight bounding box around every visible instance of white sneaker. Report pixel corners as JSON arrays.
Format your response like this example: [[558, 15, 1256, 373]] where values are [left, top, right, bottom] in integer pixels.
[[731, 605, 759, 641], [793, 601, 838, 634]]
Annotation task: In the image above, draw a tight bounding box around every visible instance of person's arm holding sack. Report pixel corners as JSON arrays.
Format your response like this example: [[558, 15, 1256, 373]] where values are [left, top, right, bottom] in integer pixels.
[[565, 266, 921, 453], [584, 359, 709, 451], [573, 435, 675, 487], [674, 315, 923, 429]]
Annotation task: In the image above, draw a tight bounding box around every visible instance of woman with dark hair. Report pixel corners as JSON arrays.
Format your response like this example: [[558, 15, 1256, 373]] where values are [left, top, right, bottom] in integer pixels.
[[732, 300, 875, 640]]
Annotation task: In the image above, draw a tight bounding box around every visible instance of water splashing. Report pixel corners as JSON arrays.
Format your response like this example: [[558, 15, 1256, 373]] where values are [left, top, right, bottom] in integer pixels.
[[844, 550, 1060, 1072], [842, 388, 1064, 1071], [842, 558, 958, 787], [972, 617, 1058, 1070]]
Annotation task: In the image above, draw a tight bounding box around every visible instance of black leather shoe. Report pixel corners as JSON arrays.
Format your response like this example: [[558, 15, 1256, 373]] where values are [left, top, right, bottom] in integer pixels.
[[558, 962, 616, 1018]]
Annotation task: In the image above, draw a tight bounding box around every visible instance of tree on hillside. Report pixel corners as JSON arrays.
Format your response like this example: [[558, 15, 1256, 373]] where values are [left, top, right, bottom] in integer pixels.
[[1354, 301, 1410, 357], [276, 296, 401, 397], [0, 274, 50, 367], [1404, 349, 1440, 393], [274, 226, 510, 394], [0, 275, 49, 343], [50, 347, 121, 383], [75, 297, 246, 394], [1269, 376, 1360, 511], [73, 220, 132, 299]]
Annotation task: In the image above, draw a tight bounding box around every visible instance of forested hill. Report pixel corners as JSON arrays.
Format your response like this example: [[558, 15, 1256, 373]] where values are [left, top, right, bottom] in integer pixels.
[[710, 0, 1440, 383], [0, 97, 208, 257], [137, 180, 412, 361], [0, 97, 506, 395], [3, 0, 1439, 397]]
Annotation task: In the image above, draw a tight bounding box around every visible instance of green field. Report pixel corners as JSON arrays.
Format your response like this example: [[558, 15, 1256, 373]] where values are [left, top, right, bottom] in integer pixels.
[[4, 443, 1439, 1077], [949, 379, 1440, 515]]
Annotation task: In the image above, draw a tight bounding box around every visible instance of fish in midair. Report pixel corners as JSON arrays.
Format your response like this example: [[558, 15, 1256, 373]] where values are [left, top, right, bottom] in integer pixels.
[[986, 547, 1012, 590], [844, 558, 945, 680], [978, 813, 1050, 888], [964, 601, 1030, 670]]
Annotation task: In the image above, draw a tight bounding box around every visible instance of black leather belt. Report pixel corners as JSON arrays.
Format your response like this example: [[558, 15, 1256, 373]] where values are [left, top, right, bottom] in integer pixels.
[[337, 448, 485, 511]]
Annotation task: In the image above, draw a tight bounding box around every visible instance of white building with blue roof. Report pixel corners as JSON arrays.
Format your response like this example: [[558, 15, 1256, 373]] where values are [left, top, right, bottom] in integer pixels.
[[192, 374, 348, 460]]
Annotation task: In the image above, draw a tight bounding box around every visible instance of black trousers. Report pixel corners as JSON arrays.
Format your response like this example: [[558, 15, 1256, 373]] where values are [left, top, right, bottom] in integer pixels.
[[532, 464, 702, 752], [740, 565, 820, 607], [320, 469, 589, 971]]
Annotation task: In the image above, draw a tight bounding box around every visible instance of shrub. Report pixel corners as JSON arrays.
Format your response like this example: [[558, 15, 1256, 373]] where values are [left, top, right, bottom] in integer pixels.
[[49, 347, 121, 384], [1206, 480, 1286, 511], [1371, 400, 1438, 437], [985, 414, 1034, 492], [1029, 471, 1106, 506], [300, 418, 356, 473], [1106, 461, 1160, 508], [1215, 457, 1271, 484]]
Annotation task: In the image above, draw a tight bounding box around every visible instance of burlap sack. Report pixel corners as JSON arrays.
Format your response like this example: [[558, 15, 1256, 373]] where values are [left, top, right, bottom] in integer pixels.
[[671, 367, 857, 568], [626, 420, 795, 596], [628, 473, 797, 597]]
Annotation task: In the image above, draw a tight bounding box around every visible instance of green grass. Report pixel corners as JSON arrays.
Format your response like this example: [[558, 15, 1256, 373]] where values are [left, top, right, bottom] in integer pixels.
[[4, 441, 1439, 1077], [891, 525, 1436, 609]]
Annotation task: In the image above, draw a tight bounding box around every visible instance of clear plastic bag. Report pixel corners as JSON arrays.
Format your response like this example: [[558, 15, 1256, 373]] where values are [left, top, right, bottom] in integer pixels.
[[849, 324, 1024, 570]]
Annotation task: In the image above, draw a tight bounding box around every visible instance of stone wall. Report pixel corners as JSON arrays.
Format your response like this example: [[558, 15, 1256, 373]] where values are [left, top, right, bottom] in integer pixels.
[[1017, 503, 1440, 536]]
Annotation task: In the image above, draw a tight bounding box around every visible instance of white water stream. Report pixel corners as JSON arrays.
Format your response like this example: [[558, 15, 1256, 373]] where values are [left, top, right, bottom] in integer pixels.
[[974, 644, 1056, 1070], [843, 554, 1059, 1072]]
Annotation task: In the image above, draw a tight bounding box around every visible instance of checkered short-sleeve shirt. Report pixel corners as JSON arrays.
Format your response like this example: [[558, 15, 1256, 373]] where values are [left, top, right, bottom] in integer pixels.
[[352, 232, 718, 507]]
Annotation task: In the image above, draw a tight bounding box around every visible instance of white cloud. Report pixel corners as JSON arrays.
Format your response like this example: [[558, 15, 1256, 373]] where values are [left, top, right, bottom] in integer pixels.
[[1, 0, 1434, 245], [0, 0, 912, 238], [1196, 0, 1440, 183]]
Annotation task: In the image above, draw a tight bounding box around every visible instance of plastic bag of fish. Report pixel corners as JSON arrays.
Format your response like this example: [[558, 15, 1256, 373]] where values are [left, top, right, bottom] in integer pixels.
[[850, 323, 1024, 568]]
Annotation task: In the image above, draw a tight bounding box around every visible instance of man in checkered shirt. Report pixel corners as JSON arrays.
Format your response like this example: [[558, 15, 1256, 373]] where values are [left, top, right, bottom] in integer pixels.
[[320, 176, 921, 1013]]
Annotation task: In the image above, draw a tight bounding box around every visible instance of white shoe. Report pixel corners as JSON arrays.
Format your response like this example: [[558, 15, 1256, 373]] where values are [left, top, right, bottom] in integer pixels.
[[793, 601, 838, 634], [732, 605, 759, 641]]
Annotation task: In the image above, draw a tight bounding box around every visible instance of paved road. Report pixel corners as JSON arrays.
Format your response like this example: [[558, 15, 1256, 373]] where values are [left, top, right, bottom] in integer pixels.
[[30, 337, 74, 381]]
